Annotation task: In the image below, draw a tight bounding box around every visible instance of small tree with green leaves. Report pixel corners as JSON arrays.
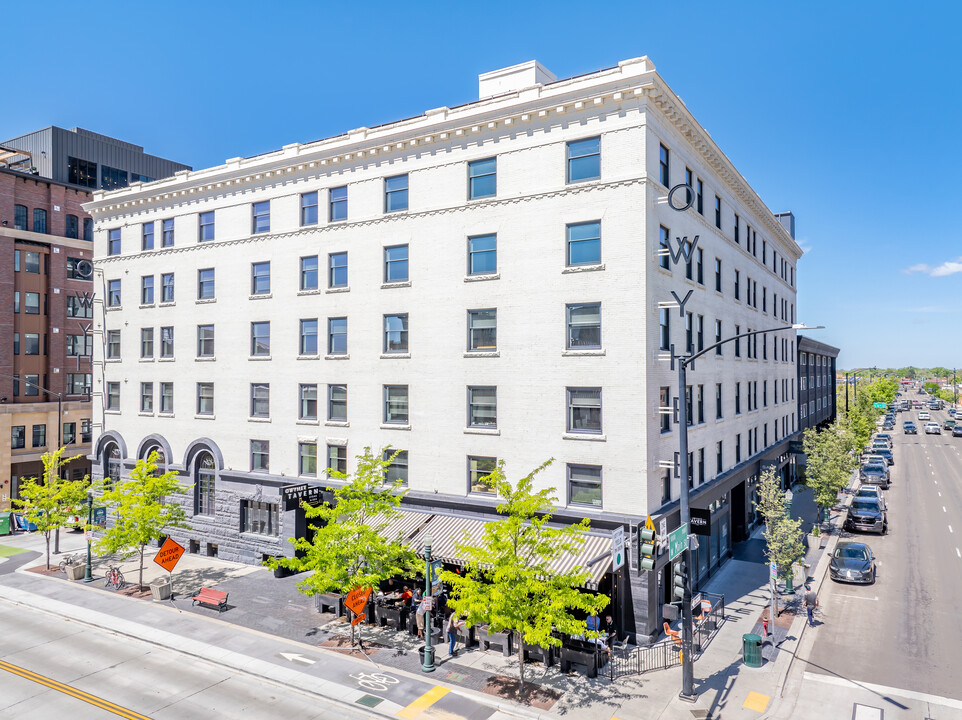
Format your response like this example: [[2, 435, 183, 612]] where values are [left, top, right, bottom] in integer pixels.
[[440, 459, 609, 689], [94, 451, 190, 590], [803, 422, 857, 524], [13, 448, 89, 570], [266, 447, 417, 646], [754, 467, 805, 618]]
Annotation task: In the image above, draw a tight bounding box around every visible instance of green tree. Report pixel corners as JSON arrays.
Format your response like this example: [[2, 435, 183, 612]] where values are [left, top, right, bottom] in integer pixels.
[[13, 448, 89, 570], [94, 451, 190, 590], [266, 447, 417, 645], [754, 467, 805, 618], [440, 459, 609, 689], [923, 382, 940, 395], [803, 422, 858, 522]]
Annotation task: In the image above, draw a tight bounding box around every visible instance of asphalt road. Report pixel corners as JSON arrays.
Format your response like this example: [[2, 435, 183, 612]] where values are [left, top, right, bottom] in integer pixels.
[[805, 402, 962, 702], [0, 601, 375, 720]]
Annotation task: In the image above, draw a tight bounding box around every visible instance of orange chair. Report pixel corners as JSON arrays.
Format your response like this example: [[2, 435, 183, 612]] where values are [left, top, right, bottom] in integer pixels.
[[663, 621, 681, 645]]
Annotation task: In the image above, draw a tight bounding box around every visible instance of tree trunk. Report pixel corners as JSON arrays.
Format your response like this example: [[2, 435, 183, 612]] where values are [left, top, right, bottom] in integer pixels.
[[45, 533, 51, 570], [139, 546, 145, 591], [516, 631, 525, 690]]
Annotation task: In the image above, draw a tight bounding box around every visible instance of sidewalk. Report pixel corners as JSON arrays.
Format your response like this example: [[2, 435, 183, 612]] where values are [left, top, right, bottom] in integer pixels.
[[0, 494, 841, 720]]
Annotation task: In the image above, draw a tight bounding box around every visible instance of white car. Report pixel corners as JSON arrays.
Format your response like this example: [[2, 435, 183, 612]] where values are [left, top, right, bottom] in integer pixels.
[[919, 411, 931, 421], [925, 422, 941, 435]]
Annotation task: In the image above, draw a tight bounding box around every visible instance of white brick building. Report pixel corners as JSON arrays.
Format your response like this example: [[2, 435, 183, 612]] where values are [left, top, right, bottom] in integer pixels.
[[85, 57, 802, 639]]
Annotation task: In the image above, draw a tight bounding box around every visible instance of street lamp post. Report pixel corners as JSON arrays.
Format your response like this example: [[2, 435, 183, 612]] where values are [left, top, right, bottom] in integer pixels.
[[673, 322, 822, 701], [421, 534, 436, 673], [84, 489, 94, 582]]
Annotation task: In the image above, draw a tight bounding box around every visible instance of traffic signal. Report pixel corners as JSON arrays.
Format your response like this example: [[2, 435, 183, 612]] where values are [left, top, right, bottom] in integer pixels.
[[672, 560, 687, 600], [639, 526, 657, 571]]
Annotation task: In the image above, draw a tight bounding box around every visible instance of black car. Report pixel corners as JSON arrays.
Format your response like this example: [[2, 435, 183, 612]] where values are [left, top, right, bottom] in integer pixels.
[[860, 463, 890, 488], [846, 498, 887, 534], [830, 541, 877, 584], [904, 423, 918, 435], [870, 447, 894, 465]]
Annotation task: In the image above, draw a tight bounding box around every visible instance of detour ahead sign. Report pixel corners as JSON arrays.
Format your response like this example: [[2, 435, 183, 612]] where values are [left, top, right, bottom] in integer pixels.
[[153, 537, 186, 573]]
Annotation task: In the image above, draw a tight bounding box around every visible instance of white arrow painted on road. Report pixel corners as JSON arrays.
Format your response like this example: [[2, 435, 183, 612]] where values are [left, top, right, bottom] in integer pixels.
[[279, 652, 316, 665]]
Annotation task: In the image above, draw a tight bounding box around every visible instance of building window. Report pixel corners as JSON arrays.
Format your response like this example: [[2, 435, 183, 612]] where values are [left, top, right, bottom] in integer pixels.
[[141, 275, 154, 305], [468, 157, 497, 199], [197, 383, 214, 415], [659, 308, 671, 351], [300, 256, 318, 291], [566, 221, 601, 266], [106, 330, 121, 359], [696, 248, 704, 284], [108, 228, 121, 256], [467, 386, 496, 428], [566, 136, 601, 183], [68, 334, 93, 357], [197, 324, 214, 357], [242, 500, 278, 536], [140, 382, 153, 413], [467, 309, 496, 351], [160, 326, 174, 358], [24, 251, 40, 273], [299, 318, 318, 355], [24, 374, 40, 397], [328, 384, 347, 421], [198, 211, 215, 242], [567, 387, 602, 434], [697, 314, 704, 352], [568, 464, 602, 507], [195, 452, 216, 515], [384, 174, 409, 212], [24, 291, 40, 314], [33, 209, 47, 234], [162, 218, 175, 247], [160, 382, 173, 413], [328, 317, 347, 355], [714, 258, 722, 292], [65, 214, 79, 239], [468, 456, 497, 494], [298, 442, 317, 477], [160, 273, 174, 302], [32, 424, 46, 448], [696, 179, 704, 215], [660, 386, 671, 433], [65, 257, 88, 280], [566, 303, 601, 349], [11, 426, 25, 449], [198, 268, 215, 299], [14, 204, 27, 230], [24, 333, 40, 355], [384, 245, 409, 283], [252, 201, 270, 234], [250, 440, 270, 473], [698, 385, 705, 423], [714, 196, 723, 227], [251, 261, 270, 295], [327, 445, 347, 475], [734, 214, 740, 244], [251, 322, 270, 356], [101, 165, 128, 190], [659, 144, 670, 186], [384, 385, 409, 424], [734, 324, 741, 357], [141, 328, 154, 358], [734, 270, 740, 300], [326, 185, 348, 222], [142, 222, 154, 250], [736, 434, 742, 463], [735, 382, 742, 414], [67, 373, 91, 395], [659, 226, 670, 270], [715, 320, 723, 356], [329, 252, 348, 288], [299, 384, 317, 420], [468, 234, 497, 275], [68, 157, 97, 188], [106, 382, 120, 410], [715, 383, 723, 419], [383, 449, 408, 485], [300, 191, 318, 226], [383, 314, 409, 353]]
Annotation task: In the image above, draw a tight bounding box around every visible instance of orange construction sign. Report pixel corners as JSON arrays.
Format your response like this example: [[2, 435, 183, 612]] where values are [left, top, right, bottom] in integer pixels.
[[153, 537, 186, 573], [351, 613, 366, 626], [345, 586, 372, 616]]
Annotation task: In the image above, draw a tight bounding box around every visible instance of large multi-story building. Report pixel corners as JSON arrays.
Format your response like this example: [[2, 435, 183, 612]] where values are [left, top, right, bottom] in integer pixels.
[[797, 336, 839, 432], [85, 57, 803, 639], [0, 129, 188, 512]]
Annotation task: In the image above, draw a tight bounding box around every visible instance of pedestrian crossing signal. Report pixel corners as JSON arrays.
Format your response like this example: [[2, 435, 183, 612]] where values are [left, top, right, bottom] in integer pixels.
[[640, 526, 657, 571]]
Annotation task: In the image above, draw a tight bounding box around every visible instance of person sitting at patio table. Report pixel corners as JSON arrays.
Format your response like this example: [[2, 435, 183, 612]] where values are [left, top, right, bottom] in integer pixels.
[[586, 613, 601, 634], [400, 586, 413, 606]]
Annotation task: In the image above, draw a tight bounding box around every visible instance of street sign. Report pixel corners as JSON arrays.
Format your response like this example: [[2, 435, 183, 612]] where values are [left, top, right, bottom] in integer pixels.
[[345, 586, 372, 616], [611, 526, 625, 571], [770, 561, 777, 579], [351, 613, 366, 626], [689, 508, 711, 536], [873, 402, 887, 409], [659, 517, 668, 552], [153, 537, 186, 572], [668, 524, 688, 561], [282, 483, 324, 511]]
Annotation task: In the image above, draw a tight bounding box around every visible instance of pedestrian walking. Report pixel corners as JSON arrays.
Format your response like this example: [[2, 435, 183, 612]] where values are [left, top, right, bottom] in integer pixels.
[[804, 584, 819, 627], [415, 597, 427, 639], [445, 610, 464, 657]]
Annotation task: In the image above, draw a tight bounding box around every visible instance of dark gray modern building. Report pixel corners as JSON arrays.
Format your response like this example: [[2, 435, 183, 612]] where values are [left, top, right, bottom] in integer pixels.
[[797, 335, 839, 431], [1, 126, 190, 191]]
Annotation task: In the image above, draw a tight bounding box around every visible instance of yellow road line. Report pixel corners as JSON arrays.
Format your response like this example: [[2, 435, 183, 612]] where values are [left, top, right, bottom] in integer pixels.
[[397, 685, 450, 719], [0, 659, 152, 720]]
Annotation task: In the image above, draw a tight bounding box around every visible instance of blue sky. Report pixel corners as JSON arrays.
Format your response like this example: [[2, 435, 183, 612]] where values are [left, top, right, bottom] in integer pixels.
[[5, 1, 959, 370]]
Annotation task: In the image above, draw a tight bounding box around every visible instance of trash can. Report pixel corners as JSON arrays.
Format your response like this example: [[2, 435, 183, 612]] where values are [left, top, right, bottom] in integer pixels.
[[742, 633, 763, 667], [0, 512, 11, 536]]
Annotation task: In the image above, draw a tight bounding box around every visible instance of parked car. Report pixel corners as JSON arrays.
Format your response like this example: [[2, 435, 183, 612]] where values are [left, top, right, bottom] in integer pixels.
[[919, 411, 931, 421], [830, 541, 877, 584], [846, 498, 888, 535], [904, 423, 918, 435], [869, 448, 894, 465], [875, 433, 893, 444], [953, 424, 962, 437], [860, 463, 890, 488], [925, 422, 942, 435], [855, 485, 886, 509]]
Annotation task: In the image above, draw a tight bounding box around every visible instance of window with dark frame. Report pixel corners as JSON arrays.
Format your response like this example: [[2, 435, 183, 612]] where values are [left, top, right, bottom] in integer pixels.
[[329, 186, 347, 221], [568, 464, 602, 507], [566, 137, 601, 183], [384, 174, 409, 212], [300, 256, 318, 291], [252, 201, 270, 234], [329, 252, 348, 288], [301, 191, 318, 226], [199, 211, 215, 242], [567, 387, 602, 434], [468, 157, 497, 199]]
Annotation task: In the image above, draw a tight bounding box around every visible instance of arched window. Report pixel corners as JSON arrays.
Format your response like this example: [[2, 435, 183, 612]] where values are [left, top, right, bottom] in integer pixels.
[[144, 444, 166, 476], [195, 452, 215, 515], [104, 443, 121, 488]]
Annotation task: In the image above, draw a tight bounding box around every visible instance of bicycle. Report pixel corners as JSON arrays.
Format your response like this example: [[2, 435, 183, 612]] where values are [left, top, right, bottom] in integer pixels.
[[104, 564, 126, 590], [58, 553, 81, 574]]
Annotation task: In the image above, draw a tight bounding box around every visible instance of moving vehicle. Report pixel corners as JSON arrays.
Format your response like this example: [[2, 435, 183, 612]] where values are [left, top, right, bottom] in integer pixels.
[[953, 424, 962, 437], [904, 423, 918, 435], [919, 411, 931, 421], [846, 498, 888, 535], [944, 419, 956, 431], [925, 422, 942, 435], [830, 541, 877, 584]]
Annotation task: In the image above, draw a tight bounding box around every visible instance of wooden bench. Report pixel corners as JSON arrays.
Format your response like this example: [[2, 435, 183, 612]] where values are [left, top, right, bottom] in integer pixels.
[[559, 639, 607, 678], [316, 593, 343, 616], [479, 625, 513, 656], [191, 587, 228, 612]]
